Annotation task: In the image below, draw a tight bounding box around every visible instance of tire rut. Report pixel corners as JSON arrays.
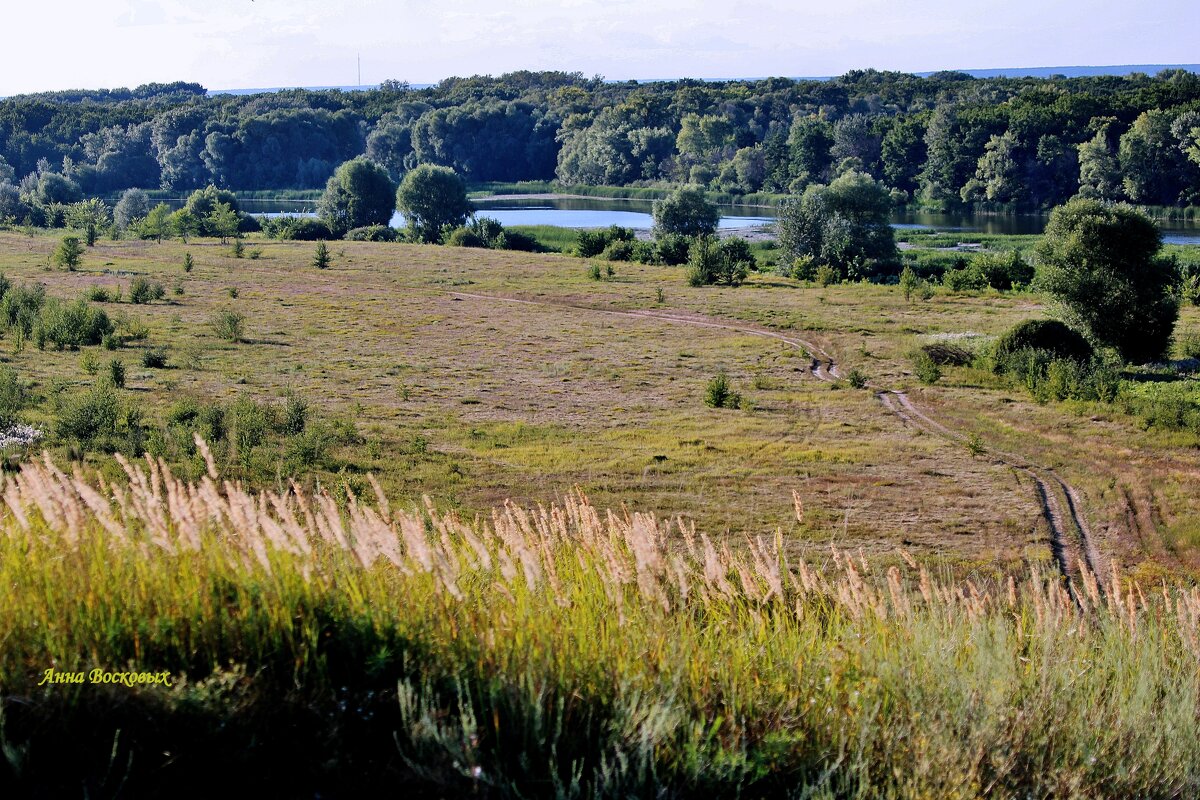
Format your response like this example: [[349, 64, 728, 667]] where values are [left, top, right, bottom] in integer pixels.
[[446, 291, 1100, 586]]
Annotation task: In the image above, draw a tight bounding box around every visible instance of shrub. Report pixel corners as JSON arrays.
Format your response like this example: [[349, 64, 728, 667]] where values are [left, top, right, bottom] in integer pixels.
[[212, 310, 246, 343], [992, 319, 1093, 372], [587, 263, 602, 281], [686, 236, 749, 287], [444, 226, 486, 248], [973, 250, 1034, 290], [280, 392, 308, 436], [53, 236, 84, 269], [575, 226, 635, 258], [84, 285, 113, 303], [655, 233, 691, 266], [630, 240, 659, 264], [345, 225, 398, 242], [108, 358, 126, 388], [1178, 333, 1200, 360], [55, 382, 122, 448], [815, 265, 838, 287], [38, 299, 113, 350], [847, 368, 868, 389], [912, 350, 942, 385], [704, 372, 742, 408], [129, 277, 166, 305], [0, 365, 25, 427], [496, 229, 539, 252], [183, 253, 194, 272], [942, 265, 987, 292], [141, 348, 168, 369], [312, 241, 332, 269], [600, 239, 635, 262], [263, 217, 333, 241]]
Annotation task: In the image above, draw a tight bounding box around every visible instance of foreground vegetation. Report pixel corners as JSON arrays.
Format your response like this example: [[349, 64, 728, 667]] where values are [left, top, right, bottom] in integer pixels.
[[1, 451, 1199, 797]]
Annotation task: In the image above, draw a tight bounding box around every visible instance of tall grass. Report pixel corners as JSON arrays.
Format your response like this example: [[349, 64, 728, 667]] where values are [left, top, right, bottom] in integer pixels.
[[504, 224, 579, 254], [1, 444, 1199, 796]]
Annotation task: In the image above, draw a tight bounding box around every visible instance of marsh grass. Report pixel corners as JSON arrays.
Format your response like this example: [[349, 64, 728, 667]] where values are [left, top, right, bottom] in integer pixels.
[[0, 448, 1199, 796]]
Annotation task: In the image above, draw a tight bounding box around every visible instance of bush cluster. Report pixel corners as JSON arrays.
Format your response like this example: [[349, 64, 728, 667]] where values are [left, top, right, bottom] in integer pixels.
[[686, 236, 752, 287], [443, 217, 539, 251]]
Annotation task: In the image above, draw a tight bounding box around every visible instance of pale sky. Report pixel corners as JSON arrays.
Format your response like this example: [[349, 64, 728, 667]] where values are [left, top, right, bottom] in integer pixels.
[[1, 0, 1198, 95]]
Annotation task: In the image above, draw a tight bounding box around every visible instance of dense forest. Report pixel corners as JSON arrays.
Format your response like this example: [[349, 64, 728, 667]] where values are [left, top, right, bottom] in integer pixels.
[[1, 70, 1199, 215]]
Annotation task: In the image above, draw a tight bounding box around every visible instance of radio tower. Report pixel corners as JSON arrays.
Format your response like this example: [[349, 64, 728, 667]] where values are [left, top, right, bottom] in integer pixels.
[[357, 54, 361, 88]]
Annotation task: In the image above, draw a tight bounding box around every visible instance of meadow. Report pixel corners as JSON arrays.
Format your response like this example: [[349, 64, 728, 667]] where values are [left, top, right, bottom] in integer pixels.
[[0, 229, 1197, 575], [1, 226, 1200, 793]]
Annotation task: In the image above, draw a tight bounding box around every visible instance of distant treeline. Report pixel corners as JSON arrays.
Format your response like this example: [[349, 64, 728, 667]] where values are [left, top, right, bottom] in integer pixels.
[[1, 70, 1199, 210]]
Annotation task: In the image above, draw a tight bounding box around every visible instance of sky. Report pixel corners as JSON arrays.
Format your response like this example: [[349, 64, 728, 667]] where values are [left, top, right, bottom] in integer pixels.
[[1, 0, 1198, 95]]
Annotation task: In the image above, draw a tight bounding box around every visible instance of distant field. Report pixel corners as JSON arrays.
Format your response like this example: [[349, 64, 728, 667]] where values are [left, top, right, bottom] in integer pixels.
[[0, 229, 1198, 579]]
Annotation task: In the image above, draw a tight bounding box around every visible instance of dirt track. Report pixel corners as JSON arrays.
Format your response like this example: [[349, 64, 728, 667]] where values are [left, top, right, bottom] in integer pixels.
[[448, 290, 1102, 585]]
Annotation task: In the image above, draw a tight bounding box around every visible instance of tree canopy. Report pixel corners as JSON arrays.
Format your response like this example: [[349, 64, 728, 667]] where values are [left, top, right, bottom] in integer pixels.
[[317, 157, 397, 237], [0, 70, 1198, 209], [651, 187, 719, 237], [395, 164, 473, 243], [1035, 198, 1179, 363], [776, 170, 897, 281]]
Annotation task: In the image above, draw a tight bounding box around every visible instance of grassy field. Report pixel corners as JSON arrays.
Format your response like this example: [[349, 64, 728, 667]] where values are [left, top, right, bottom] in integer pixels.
[[2, 227, 1200, 794], [0, 229, 1198, 580]]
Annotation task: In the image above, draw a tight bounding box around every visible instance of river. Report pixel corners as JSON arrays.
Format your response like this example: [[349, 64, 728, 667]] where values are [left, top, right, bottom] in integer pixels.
[[238, 196, 1200, 244]]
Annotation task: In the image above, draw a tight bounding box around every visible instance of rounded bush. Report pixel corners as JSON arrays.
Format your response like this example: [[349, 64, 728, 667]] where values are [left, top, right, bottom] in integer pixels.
[[284, 218, 333, 241], [600, 240, 635, 262], [992, 319, 1092, 372], [444, 226, 486, 248], [345, 225, 398, 242]]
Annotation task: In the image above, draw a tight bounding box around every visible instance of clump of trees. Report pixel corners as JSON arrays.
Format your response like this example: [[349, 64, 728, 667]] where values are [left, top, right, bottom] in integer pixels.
[[2, 71, 1200, 210], [777, 171, 897, 282], [1035, 199, 1179, 364]]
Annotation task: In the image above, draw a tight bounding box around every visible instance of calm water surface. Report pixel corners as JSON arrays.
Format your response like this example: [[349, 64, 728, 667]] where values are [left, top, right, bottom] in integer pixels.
[[243, 196, 1200, 244]]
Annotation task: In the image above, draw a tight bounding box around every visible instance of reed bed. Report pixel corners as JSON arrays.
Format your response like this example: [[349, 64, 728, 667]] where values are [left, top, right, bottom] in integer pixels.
[[0, 438, 1199, 797]]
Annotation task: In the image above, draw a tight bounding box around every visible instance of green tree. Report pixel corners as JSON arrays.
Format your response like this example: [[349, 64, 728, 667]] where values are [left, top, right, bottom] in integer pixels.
[[1076, 120, 1123, 201], [880, 114, 928, 195], [1119, 110, 1196, 205], [317, 156, 397, 237], [395, 165, 473, 243], [776, 170, 897, 281], [786, 117, 834, 189], [651, 187, 720, 238], [313, 241, 331, 269], [53, 236, 84, 269], [113, 188, 150, 231], [960, 131, 1024, 204], [207, 202, 240, 244], [138, 203, 173, 242], [1035, 199, 1178, 363], [183, 185, 239, 225], [1174, 111, 1200, 169], [65, 199, 112, 246]]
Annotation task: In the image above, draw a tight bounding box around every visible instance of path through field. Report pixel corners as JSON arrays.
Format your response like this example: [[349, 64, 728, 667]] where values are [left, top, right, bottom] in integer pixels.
[[448, 290, 1102, 586]]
